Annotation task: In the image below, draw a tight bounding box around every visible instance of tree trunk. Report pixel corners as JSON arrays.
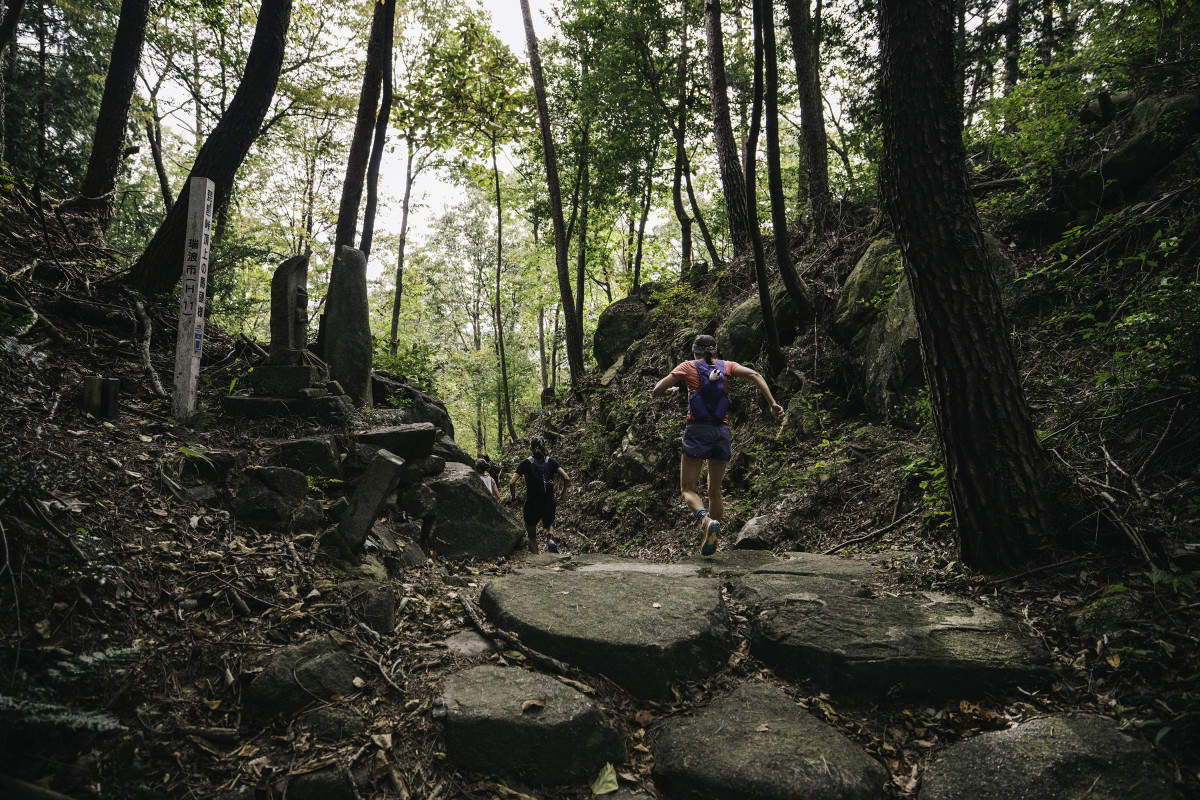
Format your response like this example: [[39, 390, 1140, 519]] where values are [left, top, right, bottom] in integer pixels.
[[538, 305, 547, 389], [575, 116, 589, 337], [878, 0, 1063, 572], [359, 0, 395, 261], [1002, 0, 1019, 95], [77, 0, 150, 229], [672, 0, 692, 279], [1038, 0, 1053, 68], [333, 0, 389, 255], [492, 139, 517, 443], [521, 0, 584, 391], [389, 137, 417, 356], [0, 0, 26, 165], [128, 0, 292, 295], [704, 0, 753, 257], [746, 0, 784, 374], [145, 119, 173, 213], [784, 0, 832, 234], [633, 159, 652, 289], [762, 0, 807, 321]]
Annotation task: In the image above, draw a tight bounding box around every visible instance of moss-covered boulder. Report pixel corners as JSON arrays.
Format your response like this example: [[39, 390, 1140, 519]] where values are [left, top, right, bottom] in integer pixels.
[[1069, 93, 1200, 208], [717, 280, 814, 363], [593, 284, 660, 370]]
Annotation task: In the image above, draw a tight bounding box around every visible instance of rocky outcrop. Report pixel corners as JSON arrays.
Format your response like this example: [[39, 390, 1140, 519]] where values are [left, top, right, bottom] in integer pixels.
[[718, 280, 814, 362], [834, 236, 1014, 416], [593, 284, 659, 370], [654, 683, 888, 800], [440, 665, 624, 785], [1067, 93, 1200, 209]]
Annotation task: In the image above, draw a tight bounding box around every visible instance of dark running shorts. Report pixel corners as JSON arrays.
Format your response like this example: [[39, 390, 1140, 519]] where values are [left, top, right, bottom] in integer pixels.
[[524, 498, 556, 528], [681, 422, 732, 461]]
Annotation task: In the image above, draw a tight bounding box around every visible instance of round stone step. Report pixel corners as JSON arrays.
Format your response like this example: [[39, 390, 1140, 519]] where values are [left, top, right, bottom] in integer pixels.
[[653, 682, 888, 799], [439, 665, 623, 785]]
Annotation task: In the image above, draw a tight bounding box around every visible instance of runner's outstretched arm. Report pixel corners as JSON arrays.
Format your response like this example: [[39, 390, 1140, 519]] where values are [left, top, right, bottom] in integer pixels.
[[556, 467, 571, 498], [736, 367, 785, 421], [652, 373, 683, 397], [508, 472, 519, 500]]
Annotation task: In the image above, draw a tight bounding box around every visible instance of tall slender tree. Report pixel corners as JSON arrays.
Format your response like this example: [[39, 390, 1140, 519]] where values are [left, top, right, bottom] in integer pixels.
[[745, 0, 784, 374], [0, 0, 27, 165], [332, 0, 390, 255], [522, 0, 584, 391], [761, 0, 808, 316]]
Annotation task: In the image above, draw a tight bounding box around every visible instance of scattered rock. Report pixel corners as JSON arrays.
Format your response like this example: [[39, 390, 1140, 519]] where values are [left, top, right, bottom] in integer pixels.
[[270, 436, 343, 479], [920, 713, 1180, 800], [745, 567, 1051, 698], [298, 707, 367, 742], [440, 665, 624, 784], [230, 466, 308, 530], [324, 450, 407, 557], [246, 633, 360, 714], [357, 422, 438, 461], [653, 683, 888, 800], [733, 515, 771, 550], [424, 462, 524, 560]]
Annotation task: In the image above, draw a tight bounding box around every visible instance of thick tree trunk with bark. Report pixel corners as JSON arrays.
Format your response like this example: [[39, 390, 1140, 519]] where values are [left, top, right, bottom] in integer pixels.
[[878, 0, 1063, 572], [522, 0, 584, 391], [746, 0, 784, 374], [333, 0, 389, 254], [704, 0, 752, 257], [784, 0, 831, 234], [359, 0, 395, 261], [77, 0, 150, 229], [128, 0, 292, 295]]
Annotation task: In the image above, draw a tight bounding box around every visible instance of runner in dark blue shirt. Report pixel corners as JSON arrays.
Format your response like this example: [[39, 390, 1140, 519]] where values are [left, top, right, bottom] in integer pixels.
[[509, 435, 571, 554]]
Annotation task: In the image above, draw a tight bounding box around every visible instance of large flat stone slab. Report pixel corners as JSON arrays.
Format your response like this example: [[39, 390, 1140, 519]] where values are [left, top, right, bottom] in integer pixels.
[[653, 683, 888, 800], [480, 565, 731, 699], [920, 713, 1180, 800], [356, 422, 437, 461], [745, 577, 1050, 699], [440, 665, 623, 785]]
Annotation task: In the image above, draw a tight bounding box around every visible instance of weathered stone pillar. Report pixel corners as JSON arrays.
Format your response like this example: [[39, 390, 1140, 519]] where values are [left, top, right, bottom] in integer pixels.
[[268, 254, 310, 366], [325, 246, 373, 407]]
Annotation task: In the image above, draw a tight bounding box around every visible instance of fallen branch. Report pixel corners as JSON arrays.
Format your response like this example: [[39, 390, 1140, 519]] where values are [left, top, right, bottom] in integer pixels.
[[459, 593, 573, 676], [20, 499, 88, 562], [132, 299, 168, 397], [823, 509, 919, 555], [239, 333, 269, 360], [1134, 400, 1181, 487]]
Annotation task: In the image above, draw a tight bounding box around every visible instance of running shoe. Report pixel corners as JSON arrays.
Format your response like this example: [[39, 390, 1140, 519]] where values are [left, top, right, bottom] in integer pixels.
[[699, 515, 720, 556]]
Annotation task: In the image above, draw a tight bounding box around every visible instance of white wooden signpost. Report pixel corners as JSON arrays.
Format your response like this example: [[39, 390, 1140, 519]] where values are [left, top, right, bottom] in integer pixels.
[[171, 177, 215, 419]]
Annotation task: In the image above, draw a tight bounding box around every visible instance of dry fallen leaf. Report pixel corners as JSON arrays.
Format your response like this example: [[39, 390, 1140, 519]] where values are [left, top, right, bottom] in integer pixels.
[[521, 699, 545, 713], [755, 724, 770, 732]]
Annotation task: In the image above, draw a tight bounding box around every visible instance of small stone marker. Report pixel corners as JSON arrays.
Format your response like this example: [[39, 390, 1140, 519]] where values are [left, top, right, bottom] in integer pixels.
[[268, 255, 310, 366], [82, 376, 119, 418], [172, 177, 214, 419]]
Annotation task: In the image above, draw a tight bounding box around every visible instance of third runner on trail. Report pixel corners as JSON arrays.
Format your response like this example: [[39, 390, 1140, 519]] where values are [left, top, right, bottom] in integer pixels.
[[652, 334, 784, 555]]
